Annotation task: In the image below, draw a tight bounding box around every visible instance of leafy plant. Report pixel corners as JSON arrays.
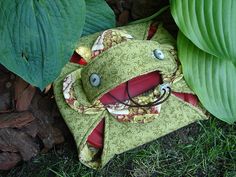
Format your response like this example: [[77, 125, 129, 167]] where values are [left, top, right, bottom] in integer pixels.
[[0, 0, 115, 90], [170, 0, 236, 123], [82, 0, 116, 36]]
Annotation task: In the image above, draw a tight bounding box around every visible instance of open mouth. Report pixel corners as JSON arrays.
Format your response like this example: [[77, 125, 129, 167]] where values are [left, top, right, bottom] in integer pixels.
[[87, 70, 199, 149]]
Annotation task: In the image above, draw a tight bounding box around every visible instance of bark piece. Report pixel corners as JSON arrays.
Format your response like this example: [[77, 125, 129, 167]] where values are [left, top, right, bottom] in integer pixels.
[[14, 76, 36, 111], [0, 112, 35, 129], [0, 92, 14, 113], [37, 121, 65, 152], [0, 133, 18, 153], [22, 118, 65, 150], [0, 128, 39, 161], [0, 66, 65, 170], [0, 65, 15, 113], [0, 152, 21, 170], [118, 10, 130, 26], [22, 120, 39, 138], [29, 93, 65, 151]]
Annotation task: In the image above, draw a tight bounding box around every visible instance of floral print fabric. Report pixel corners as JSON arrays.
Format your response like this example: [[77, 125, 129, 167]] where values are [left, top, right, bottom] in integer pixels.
[[63, 69, 164, 123], [63, 29, 165, 123]]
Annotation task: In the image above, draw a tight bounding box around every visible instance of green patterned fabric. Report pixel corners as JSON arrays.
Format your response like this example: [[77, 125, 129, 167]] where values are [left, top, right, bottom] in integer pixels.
[[82, 40, 177, 102], [53, 22, 208, 169]]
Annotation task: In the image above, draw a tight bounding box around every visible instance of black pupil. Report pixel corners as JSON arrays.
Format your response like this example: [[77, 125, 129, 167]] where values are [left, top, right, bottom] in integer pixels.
[[92, 78, 96, 83]]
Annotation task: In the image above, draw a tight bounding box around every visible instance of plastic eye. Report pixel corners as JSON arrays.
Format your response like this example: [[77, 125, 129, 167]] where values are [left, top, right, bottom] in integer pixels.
[[159, 83, 171, 94], [153, 49, 165, 60], [89, 73, 101, 87]]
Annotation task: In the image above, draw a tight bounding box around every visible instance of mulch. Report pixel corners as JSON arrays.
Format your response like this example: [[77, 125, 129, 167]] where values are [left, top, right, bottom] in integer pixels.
[[0, 65, 67, 170]]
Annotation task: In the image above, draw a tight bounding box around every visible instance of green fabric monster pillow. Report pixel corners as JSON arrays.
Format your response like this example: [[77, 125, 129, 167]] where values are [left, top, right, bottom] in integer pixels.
[[53, 21, 208, 169]]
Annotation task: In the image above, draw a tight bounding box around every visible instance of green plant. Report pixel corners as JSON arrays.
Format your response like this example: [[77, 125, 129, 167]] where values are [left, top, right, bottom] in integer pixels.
[[170, 0, 236, 123], [0, 0, 115, 90]]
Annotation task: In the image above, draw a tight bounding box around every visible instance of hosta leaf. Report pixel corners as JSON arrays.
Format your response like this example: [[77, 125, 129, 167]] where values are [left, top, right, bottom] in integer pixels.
[[82, 0, 115, 36], [171, 0, 236, 64], [178, 32, 236, 124], [0, 0, 86, 90]]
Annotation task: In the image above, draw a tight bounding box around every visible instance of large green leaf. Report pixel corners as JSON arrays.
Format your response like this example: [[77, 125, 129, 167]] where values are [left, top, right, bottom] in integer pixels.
[[171, 0, 236, 64], [178, 32, 236, 124], [82, 0, 115, 36], [0, 0, 86, 90]]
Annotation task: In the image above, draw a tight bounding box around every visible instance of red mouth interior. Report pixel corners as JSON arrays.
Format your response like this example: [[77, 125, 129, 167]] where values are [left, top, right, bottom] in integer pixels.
[[86, 71, 199, 149], [100, 71, 162, 104]]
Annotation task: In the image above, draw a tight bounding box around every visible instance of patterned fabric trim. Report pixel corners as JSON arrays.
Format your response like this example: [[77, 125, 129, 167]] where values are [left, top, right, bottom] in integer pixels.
[[63, 69, 163, 123]]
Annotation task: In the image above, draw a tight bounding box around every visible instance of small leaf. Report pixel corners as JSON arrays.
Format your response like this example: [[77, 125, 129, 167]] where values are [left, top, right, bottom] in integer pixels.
[[171, 0, 236, 64], [82, 0, 116, 36], [178, 32, 236, 124], [0, 0, 86, 90]]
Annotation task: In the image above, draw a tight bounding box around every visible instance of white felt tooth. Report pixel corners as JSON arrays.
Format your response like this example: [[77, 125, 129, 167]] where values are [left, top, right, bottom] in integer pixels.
[[107, 107, 129, 115]]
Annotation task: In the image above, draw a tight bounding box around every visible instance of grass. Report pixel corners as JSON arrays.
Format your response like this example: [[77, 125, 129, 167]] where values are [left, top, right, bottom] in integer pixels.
[[1, 118, 236, 177]]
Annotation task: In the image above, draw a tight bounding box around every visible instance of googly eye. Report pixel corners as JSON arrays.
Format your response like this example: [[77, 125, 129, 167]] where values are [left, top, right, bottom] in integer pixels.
[[153, 49, 165, 60], [89, 73, 101, 87]]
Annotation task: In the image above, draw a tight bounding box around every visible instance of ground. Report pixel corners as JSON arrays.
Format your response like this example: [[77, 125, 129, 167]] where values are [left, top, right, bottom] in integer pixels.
[[1, 118, 236, 177]]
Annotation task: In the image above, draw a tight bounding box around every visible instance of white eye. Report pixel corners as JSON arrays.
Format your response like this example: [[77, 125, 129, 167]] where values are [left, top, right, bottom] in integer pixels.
[[153, 49, 165, 60], [89, 73, 101, 87]]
